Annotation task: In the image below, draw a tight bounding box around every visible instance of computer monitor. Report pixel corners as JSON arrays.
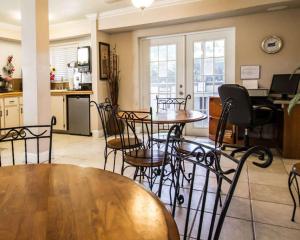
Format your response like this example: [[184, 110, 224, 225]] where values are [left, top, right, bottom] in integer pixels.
[[269, 74, 300, 99]]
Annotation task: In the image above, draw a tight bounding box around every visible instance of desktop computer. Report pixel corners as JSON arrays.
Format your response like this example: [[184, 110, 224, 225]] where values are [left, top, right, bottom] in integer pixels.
[[269, 74, 300, 100]]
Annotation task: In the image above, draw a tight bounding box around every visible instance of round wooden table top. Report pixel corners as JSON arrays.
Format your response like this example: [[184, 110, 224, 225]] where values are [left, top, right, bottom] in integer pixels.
[[119, 110, 207, 124], [0, 164, 179, 240]]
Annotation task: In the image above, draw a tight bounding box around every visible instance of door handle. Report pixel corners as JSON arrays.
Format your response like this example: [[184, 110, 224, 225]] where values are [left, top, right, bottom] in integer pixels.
[[6, 110, 8, 116], [179, 91, 184, 96]]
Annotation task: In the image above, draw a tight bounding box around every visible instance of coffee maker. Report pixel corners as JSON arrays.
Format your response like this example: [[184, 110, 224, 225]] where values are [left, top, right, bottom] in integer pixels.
[[0, 75, 9, 92]]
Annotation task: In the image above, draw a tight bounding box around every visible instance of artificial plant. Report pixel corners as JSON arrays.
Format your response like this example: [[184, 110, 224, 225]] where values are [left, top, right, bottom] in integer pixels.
[[288, 66, 300, 115], [107, 45, 120, 107]]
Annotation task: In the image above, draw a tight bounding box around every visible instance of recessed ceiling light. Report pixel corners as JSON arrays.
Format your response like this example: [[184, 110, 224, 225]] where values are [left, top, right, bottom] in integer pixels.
[[267, 5, 288, 11]]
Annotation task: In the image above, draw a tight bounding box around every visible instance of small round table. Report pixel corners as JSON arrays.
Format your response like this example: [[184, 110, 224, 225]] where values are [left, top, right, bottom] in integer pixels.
[[118, 109, 207, 124], [152, 110, 207, 124], [0, 164, 179, 240]]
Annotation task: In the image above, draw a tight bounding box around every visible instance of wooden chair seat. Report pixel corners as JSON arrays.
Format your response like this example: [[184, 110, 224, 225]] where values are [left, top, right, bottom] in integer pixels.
[[292, 163, 300, 176], [177, 141, 213, 156], [107, 138, 141, 150], [124, 149, 166, 167], [152, 132, 168, 143]]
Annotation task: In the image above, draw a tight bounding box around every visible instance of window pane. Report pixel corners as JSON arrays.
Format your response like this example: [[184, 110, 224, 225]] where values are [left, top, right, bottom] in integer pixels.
[[150, 46, 158, 61], [150, 62, 158, 82], [214, 57, 225, 75], [194, 58, 202, 81], [168, 45, 176, 60], [194, 42, 203, 58], [159, 61, 167, 78], [204, 41, 214, 58], [159, 45, 167, 61], [214, 40, 225, 57], [204, 58, 213, 75], [167, 61, 176, 83]]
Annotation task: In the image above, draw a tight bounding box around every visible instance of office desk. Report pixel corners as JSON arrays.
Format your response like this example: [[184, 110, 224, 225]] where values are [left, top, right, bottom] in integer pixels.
[[271, 99, 300, 159], [209, 95, 300, 159]]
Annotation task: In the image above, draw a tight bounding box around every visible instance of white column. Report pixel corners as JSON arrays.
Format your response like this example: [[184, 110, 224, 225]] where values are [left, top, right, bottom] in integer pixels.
[[87, 13, 102, 137], [21, 0, 51, 161], [21, 0, 51, 126]]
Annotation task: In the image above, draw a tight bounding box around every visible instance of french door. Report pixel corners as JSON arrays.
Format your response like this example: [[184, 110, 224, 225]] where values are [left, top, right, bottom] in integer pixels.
[[140, 28, 235, 136], [140, 36, 185, 111]]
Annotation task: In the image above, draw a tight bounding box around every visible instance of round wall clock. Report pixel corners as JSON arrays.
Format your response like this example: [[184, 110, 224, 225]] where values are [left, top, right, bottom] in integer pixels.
[[261, 36, 283, 54]]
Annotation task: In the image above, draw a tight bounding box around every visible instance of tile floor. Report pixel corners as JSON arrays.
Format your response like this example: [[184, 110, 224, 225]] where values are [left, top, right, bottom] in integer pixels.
[[2, 133, 300, 240]]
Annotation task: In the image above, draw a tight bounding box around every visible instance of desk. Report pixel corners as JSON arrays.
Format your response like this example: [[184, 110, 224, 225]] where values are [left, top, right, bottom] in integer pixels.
[[0, 164, 179, 240], [209, 96, 300, 159], [272, 100, 300, 159]]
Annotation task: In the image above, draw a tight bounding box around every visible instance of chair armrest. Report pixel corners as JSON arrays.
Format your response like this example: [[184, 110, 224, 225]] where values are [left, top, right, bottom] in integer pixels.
[[253, 104, 276, 111]]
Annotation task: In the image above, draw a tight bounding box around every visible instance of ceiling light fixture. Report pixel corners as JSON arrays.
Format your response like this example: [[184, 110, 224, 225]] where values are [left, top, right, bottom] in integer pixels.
[[132, 0, 154, 10]]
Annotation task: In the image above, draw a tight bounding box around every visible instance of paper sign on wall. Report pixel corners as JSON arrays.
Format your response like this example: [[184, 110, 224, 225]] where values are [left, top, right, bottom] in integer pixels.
[[240, 65, 261, 80]]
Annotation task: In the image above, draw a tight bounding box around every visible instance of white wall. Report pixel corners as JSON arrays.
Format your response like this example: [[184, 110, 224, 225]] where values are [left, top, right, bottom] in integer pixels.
[[0, 39, 21, 78]]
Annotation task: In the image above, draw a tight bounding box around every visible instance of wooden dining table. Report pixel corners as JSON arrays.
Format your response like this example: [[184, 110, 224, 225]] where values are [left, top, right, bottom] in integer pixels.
[[0, 164, 179, 240]]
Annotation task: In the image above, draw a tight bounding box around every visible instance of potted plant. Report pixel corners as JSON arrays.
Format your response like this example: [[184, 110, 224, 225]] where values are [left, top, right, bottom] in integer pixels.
[[288, 66, 300, 115]]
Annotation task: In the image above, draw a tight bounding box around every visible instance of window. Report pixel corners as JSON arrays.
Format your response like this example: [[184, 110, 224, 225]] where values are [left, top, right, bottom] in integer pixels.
[[50, 45, 78, 81]]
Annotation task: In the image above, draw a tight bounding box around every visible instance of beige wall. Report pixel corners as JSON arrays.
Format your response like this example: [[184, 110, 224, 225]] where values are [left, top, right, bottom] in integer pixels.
[[109, 8, 300, 109]]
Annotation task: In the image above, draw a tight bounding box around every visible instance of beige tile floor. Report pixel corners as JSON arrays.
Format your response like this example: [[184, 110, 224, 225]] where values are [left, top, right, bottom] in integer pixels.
[[2, 133, 300, 240]]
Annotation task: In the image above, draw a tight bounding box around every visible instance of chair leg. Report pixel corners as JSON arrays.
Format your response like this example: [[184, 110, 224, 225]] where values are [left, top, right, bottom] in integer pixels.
[[112, 150, 117, 173], [133, 167, 139, 181], [288, 172, 297, 222], [121, 155, 125, 175], [294, 175, 300, 205], [230, 146, 249, 157], [104, 146, 108, 170]]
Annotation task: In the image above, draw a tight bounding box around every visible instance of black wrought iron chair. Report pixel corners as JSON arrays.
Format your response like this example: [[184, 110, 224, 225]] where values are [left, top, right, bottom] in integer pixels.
[[91, 100, 140, 173], [0, 116, 56, 166], [288, 163, 300, 222], [118, 108, 167, 190], [158, 101, 273, 240], [153, 94, 191, 144]]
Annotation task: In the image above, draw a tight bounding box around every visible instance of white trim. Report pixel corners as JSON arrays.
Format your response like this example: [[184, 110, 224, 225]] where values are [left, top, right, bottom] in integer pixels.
[[99, 0, 202, 18], [86, 13, 99, 21], [92, 129, 104, 138]]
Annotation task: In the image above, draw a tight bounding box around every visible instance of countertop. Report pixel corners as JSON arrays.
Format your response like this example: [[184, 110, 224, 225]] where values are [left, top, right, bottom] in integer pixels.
[[0, 90, 93, 97]]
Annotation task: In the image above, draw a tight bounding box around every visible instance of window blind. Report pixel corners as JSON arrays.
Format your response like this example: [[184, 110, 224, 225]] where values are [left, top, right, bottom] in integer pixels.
[[50, 44, 78, 81]]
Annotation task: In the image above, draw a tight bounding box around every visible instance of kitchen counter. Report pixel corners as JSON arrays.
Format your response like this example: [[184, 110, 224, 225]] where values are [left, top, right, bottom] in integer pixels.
[[0, 90, 93, 98]]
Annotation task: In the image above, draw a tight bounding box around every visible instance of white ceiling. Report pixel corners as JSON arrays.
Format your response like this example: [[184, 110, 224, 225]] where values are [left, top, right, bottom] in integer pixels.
[[0, 0, 133, 25], [1, 0, 300, 26]]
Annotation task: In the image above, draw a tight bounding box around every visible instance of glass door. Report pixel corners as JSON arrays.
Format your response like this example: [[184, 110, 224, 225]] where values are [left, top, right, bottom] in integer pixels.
[[185, 29, 235, 136], [140, 36, 185, 111], [140, 28, 235, 136]]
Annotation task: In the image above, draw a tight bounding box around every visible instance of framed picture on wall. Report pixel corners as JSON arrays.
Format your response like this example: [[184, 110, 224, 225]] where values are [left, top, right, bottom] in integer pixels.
[[99, 42, 110, 80]]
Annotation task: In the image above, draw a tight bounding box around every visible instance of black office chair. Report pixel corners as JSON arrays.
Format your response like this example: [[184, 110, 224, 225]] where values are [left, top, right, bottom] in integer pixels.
[[218, 84, 275, 158]]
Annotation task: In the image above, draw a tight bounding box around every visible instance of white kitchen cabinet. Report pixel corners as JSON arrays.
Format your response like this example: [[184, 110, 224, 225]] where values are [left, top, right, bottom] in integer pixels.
[[4, 97, 20, 128], [19, 97, 23, 126], [0, 99, 4, 131], [51, 95, 66, 130]]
